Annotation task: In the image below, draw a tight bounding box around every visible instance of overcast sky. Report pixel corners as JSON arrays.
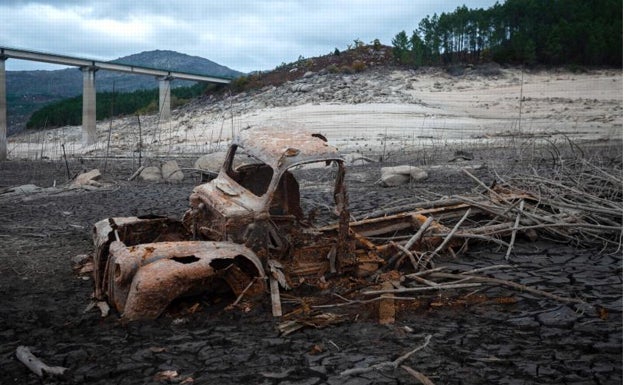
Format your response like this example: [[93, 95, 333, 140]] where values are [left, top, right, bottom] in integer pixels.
[[1, 1, 498, 73]]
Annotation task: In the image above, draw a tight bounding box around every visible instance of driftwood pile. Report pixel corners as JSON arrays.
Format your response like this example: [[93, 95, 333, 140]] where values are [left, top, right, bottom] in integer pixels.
[[360, 163, 622, 262], [279, 159, 622, 335]]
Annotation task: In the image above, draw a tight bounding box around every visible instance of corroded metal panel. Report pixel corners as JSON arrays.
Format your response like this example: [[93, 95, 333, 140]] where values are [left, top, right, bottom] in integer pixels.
[[234, 127, 343, 169], [93, 217, 265, 321]]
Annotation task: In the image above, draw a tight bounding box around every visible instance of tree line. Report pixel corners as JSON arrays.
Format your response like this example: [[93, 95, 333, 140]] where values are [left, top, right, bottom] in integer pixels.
[[26, 82, 212, 129], [392, 0, 622, 67]]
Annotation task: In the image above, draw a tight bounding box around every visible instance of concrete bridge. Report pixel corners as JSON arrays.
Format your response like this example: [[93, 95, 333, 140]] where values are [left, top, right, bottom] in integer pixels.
[[0, 47, 232, 160]]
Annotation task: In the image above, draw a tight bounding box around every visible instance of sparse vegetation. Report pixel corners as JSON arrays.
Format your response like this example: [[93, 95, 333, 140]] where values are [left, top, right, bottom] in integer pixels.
[[340, 65, 355, 75], [327, 64, 340, 73], [231, 75, 250, 92], [351, 60, 367, 72]]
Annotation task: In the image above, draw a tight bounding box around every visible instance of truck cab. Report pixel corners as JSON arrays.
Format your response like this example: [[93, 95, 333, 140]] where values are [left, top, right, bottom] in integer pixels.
[[184, 126, 356, 274], [93, 126, 379, 321]]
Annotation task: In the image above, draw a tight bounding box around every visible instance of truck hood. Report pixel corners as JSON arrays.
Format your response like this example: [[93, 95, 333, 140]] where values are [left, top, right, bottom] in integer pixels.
[[191, 177, 264, 219]]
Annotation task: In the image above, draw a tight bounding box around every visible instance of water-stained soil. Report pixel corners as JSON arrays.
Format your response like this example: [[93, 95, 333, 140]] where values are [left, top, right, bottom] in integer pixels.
[[0, 158, 621, 384]]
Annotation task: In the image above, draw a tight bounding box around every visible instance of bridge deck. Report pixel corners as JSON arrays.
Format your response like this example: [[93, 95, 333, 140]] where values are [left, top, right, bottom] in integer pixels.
[[0, 47, 232, 83]]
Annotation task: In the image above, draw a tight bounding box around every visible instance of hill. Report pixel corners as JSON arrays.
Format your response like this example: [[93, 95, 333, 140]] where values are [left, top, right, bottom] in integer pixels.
[[6, 50, 242, 134]]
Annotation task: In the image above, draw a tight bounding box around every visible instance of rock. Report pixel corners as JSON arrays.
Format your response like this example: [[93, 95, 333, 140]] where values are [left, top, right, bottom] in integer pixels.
[[194, 152, 228, 172], [161, 160, 184, 182], [2, 184, 43, 195], [291, 83, 313, 93], [380, 173, 410, 187], [140, 166, 163, 182], [347, 172, 371, 183], [70, 254, 90, 265], [450, 150, 474, 161], [303, 71, 314, 78], [379, 165, 428, 186], [71, 169, 101, 187]]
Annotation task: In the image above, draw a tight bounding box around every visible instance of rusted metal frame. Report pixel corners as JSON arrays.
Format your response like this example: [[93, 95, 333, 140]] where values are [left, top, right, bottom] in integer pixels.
[[333, 161, 353, 271], [228, 157, 343, 220], [233, 127, 343, 169], [94, 216, 269, 321], [220, 143, 238, 176], [251, 159, 345, 261], [107, 241, 265, 321], [93, 216, 190, 300]]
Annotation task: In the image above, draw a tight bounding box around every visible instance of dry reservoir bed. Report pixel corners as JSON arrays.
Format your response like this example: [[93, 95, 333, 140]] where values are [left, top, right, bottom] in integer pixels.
[[0, 151, 621, 385]]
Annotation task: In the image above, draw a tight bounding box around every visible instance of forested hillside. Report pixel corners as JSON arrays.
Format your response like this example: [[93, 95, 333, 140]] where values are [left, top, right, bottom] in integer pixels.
[[22, 0, 622, 131], [392, 0, 622, 66], [26, 83, 213, 129], [7, 50, 240, 133]]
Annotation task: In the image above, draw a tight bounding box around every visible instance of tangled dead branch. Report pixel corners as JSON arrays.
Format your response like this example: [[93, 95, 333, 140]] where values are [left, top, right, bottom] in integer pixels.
[[299, 158, 621, 324], [340, 334, 432, 376], [362, 162, 622, 267]]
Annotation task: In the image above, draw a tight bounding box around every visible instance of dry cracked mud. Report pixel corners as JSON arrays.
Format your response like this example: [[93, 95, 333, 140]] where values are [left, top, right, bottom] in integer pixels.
[[0, 156, 621, 385]]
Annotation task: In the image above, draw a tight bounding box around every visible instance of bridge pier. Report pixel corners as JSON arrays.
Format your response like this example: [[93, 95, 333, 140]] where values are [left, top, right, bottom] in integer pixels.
[[0, 57, 6, 160], [158, 76, 172, 122], [82, 67, 97, 145], [0, 46, 232, 158]]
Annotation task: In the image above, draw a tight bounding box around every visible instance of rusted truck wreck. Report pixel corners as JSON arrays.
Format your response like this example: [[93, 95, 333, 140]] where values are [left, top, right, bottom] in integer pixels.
[[91, 127, 517, 321]]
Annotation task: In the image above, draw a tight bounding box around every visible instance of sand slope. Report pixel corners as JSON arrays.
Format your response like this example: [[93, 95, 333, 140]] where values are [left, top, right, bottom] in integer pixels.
[[7, 67, 622, 159]]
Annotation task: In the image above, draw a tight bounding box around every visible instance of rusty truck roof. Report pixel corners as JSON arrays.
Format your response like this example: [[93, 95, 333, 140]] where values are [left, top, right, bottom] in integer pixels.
[[233, 126, 343, 169]]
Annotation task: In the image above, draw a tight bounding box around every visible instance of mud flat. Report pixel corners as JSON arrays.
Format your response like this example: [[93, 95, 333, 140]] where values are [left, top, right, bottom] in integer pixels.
[[1, 67, 621, 384], [0, 148, 621, 384]]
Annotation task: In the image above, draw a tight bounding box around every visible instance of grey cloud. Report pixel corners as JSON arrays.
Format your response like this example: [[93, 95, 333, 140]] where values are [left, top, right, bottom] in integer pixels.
[[1, 0, 498, 73]]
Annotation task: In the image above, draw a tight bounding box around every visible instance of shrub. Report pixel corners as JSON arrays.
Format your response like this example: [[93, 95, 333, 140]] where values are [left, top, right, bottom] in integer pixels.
[[566, 64, 588, 73], [446, 65, 465, 76], [475, 62, 502, 77], [351, 60, 367, 72], [171, 95, 188, 109], [340, 65, 355, 74], [231, 76, 249, 91], [137, 100, 157, 115], [327, 64, 340, 73]]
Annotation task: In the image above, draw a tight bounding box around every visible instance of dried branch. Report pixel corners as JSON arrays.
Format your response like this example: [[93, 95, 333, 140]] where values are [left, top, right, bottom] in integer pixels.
[[340, 334, 432, 376], [362, 282, 481, 296], [401, 365, 436, 385], [16, 346, 68, 377], [230, 277, 259, 307], [311, 294, 416, 309], [391, 241, 419, 270], [429, 272, 586, 306], [458, 265, 514, 275], [432, 208, 471, 255], [506, 199, 525, 260], [387, 216, 434, 269]]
